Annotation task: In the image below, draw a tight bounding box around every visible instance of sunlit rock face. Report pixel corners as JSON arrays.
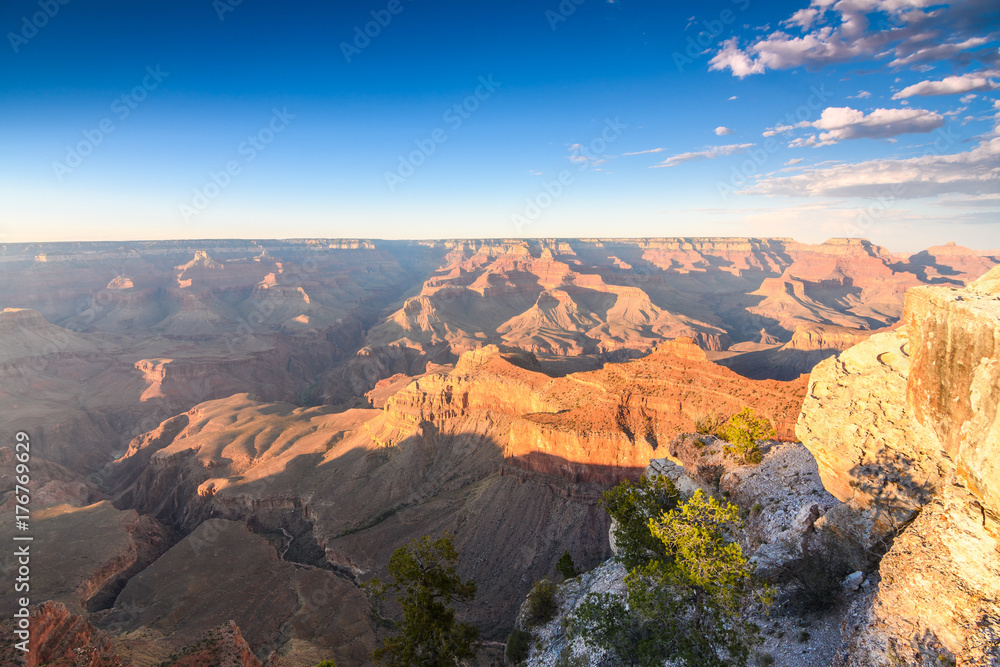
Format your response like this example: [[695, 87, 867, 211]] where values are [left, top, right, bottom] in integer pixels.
[[905, 266, 1000, 526], [799, 264, 1000, 665]]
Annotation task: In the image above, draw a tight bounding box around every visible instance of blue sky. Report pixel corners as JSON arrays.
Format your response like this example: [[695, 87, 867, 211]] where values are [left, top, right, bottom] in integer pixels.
[[0, 0, 998, 251]]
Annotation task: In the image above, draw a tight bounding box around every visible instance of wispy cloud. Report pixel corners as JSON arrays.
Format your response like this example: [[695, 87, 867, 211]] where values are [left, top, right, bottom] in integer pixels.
[[744, 107, 1000, 198], [567, 143, 612, 169], [622, 147, 668, 156], [653, 143, 755, 168], [931, 193, 1000, 208]]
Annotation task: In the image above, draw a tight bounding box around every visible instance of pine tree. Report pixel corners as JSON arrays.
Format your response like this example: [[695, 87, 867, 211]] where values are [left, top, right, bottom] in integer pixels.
[[366, 533, 478, 666]]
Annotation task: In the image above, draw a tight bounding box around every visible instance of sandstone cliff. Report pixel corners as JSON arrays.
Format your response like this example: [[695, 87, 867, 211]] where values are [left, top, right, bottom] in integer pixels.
[[798, 264, 1000, 665]]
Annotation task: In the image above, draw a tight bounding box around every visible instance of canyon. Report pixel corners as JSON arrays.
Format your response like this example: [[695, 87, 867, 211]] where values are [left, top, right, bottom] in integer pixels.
[[0, 237, 996, 665], [515, 264, 1000, 666]]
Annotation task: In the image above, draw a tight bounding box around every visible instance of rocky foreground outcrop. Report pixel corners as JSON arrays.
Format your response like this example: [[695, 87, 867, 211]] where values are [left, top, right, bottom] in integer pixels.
[[799, 264, 1000, 665], [513, 438, 850, 667]]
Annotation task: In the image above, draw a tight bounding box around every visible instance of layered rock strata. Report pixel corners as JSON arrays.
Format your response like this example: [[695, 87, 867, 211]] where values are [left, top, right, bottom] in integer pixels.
[[799, 265, 1000, 664]]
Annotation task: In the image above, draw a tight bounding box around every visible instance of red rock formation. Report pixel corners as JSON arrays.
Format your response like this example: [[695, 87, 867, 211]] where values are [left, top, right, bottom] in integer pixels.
[[378, 342, 806, 482], [0, 601, 124, 667], [161, 621, 261, 667], [782, 323, 880, 352]]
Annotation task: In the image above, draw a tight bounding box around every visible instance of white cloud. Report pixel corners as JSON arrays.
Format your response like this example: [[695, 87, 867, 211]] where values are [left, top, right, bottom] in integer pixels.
[[567, 143, 609, 169], [785, 158, 804, 165], [622, 147, 668, 156], [728, 95, 739, 101], [893, 73, 999, 99], [653, 143, 755, 168], [746, 140, 1000, 197], [888, 37, 991, 69], [932, 193, 1000, 208], [961, 93, 978, 103], [743, 106, 1000, 198], [849, 90, 872, 99], [715, 126, 734, 136], [709, 0, 999, 78], [767, 106, 945, 147], [710, 38, 765, 77], [784, 7, 821, 30], [763, 123, 799, 138]]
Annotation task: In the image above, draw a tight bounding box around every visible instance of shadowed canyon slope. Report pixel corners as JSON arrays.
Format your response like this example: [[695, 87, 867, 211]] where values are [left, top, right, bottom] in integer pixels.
[[0, 238, 995, 665], [77, 342, 800, 658]]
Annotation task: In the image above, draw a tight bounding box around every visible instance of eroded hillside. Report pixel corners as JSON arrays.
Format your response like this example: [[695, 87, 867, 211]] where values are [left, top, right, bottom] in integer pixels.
[[0, 238, 995, 665]]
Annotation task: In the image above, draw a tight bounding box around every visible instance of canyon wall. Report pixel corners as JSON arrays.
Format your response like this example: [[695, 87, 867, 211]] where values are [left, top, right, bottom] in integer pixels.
[[798, 265, 1000, 665]]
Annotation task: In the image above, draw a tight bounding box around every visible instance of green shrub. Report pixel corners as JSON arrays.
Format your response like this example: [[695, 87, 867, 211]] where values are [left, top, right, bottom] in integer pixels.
[[718, 407, 774, 465], [505, 629, 532, 665], [556, 550, 579, 579], [571, 490, 773, 667], [602, 474, 680, 570], [695, 411, 727, 436], [525, 579, 559, 627]]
